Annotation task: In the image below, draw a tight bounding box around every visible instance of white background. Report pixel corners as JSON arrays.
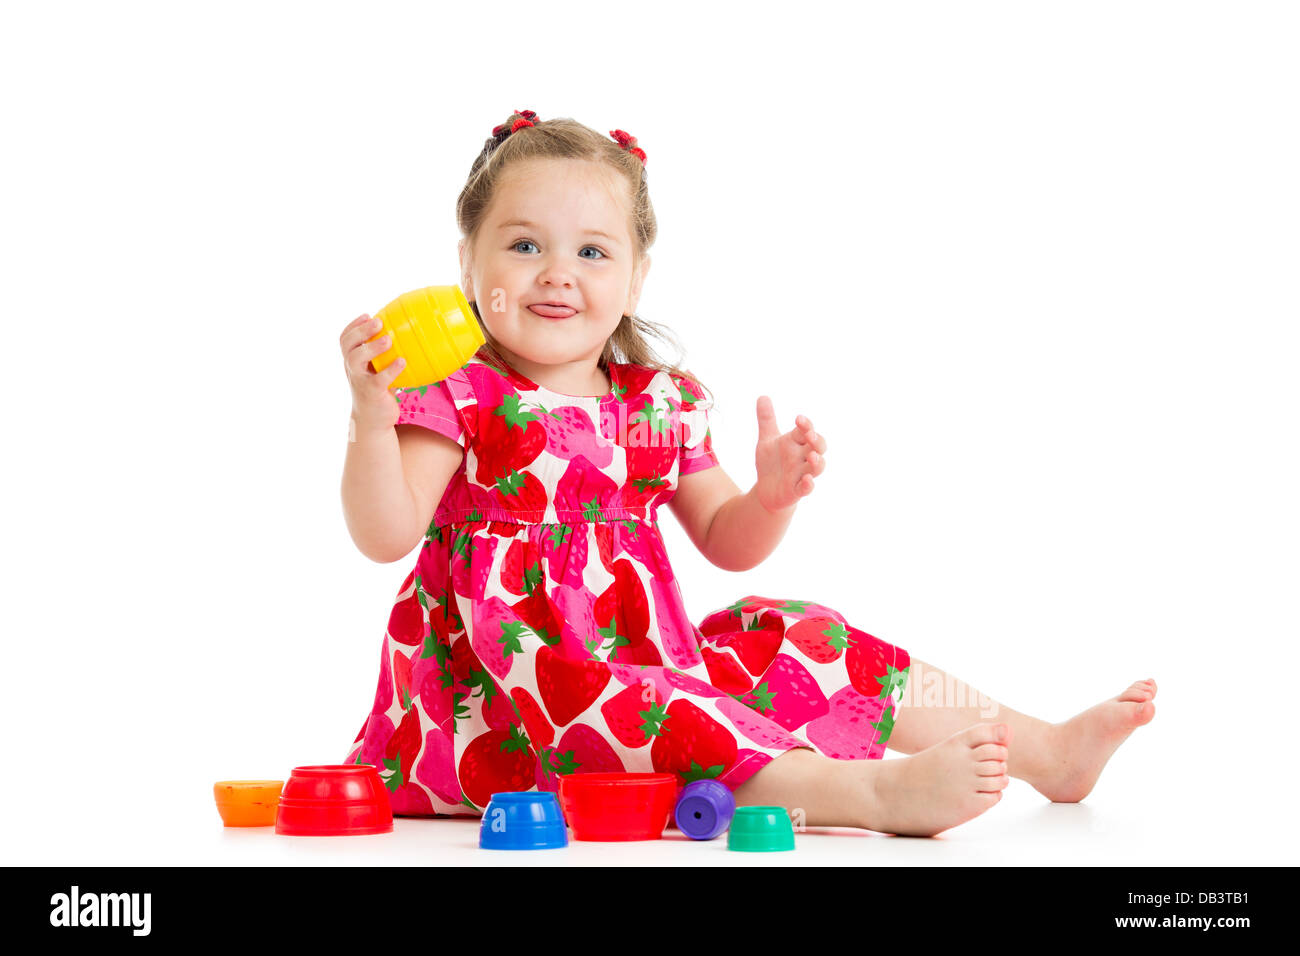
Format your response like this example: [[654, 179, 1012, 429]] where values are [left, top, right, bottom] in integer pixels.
[[2, 0, 1295, 866]]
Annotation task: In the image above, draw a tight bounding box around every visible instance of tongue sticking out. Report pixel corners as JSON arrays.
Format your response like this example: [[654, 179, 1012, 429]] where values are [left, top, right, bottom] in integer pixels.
[[529, 304, 577, 319]]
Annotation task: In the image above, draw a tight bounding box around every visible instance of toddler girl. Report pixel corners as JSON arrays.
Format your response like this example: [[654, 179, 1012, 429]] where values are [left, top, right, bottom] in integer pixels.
[[338, 109, 1157, 837]]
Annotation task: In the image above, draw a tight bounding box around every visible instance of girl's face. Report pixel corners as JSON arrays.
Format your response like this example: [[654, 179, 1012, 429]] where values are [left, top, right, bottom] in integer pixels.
[[460, 157, 649, 390]]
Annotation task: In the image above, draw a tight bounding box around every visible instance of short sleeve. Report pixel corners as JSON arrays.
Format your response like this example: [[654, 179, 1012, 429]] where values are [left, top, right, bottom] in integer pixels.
[[673, 372, 719, 476], [392, 370, 475, 450]]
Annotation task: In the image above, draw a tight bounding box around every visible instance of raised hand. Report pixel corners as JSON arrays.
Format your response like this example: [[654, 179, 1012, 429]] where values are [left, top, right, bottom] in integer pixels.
[[341, 313, 406, 433], [753, 395, 828, 514]]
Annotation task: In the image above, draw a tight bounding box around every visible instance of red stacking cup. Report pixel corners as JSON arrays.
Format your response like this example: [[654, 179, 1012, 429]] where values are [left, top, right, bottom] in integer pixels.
[[274, 764, 394, 837], [558, 773, 678, 841]]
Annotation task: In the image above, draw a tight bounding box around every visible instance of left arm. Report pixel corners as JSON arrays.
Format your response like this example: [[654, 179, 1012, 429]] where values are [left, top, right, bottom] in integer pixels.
[[667, 396, 828, 572]]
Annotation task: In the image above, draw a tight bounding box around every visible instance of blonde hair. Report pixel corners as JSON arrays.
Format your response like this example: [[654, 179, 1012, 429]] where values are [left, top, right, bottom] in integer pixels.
[[456, 111, 710, 403]]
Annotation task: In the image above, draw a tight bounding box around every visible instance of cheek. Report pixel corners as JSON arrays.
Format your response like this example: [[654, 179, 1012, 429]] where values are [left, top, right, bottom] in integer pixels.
[[489, 280, 528, 314], [594, 280, 629, 310]]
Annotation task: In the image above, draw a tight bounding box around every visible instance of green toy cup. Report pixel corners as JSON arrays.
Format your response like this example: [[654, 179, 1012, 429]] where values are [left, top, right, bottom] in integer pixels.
[[727, 806, 796, 852]]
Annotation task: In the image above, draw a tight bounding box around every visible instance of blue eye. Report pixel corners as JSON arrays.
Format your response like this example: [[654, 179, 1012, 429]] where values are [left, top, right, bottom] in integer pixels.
[[511, 239, 607, 259]]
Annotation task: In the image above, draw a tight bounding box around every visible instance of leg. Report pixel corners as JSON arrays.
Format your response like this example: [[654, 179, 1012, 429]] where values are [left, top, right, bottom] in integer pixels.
[[698, 596, 1004, 835], [732, 724, 1012, 838], [888, 657, 1158, 802], [887, 657, 1058, 783], [730, 747, 866, 829]]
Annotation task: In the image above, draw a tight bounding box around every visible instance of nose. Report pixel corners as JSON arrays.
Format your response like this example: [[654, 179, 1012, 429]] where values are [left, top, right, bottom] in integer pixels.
[[537, 254, 576, 288]]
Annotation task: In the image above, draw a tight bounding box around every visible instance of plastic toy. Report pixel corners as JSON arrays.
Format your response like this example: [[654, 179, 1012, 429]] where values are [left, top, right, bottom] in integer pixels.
[[479, 792, 569, 850], [274, 764, 393, 836], [726, 806, 796, 852], [673, 779, 735, 840], [557, 773, 678, 841], [367, 285, 485, 390], [213, 780, 284, 827]]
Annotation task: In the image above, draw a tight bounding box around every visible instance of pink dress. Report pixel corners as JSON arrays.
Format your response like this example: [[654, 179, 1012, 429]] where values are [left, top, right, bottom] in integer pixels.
[[343, 354, 912, 816]]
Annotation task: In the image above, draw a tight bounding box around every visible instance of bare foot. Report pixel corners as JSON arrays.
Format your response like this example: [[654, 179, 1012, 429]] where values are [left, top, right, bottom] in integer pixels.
[[1030, 679, 1157, 803], [861, 723, 1011, 837]]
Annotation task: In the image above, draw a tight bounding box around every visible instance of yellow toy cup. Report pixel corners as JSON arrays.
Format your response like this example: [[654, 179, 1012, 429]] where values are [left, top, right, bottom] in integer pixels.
[[367, 285, 485, 389]]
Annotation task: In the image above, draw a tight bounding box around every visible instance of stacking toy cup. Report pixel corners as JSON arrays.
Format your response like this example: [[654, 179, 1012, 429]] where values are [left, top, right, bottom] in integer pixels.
[[213, 780, 284, 827], [367, 285, 485, 390], [673, 779, 735, 840], [480, 792, 569, 850], [727, 806, 796, 852], [274, 764, 393, 837], [557, 773, 678, 841]]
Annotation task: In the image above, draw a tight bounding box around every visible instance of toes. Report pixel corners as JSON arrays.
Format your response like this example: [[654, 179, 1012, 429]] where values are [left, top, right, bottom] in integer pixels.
[[964, 723, 1010, 747], [971, 743, 1009, 762], [976, 774, 1011, 793], [975, 760, 1008, 777], [1117, 699, 1155, 727], [1120, 681, 1155, 703]]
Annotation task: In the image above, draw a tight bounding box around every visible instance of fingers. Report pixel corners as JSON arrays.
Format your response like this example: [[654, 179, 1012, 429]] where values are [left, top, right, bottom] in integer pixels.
[[759, 403, 826, 496], [350, 332, 395, 374], [756, 395, 781, 440], [772, 409, 827, 498], [788, 447, 824, 502], [790, 414, 828, 456], [341, 313, 373, 343], [756, 401, 827, 500], [798, 421, 826, 496], [341, 314, 386, 350], [379, 352, 406, 388], [345, 313, 373, 333], [343, 318, 399, 381], [762, 403, 829, 456]]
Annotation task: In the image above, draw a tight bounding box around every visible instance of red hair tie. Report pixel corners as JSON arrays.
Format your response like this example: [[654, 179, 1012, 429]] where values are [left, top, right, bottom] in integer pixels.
[[492, 109, 538, 138], [610, 129, 647, 165]]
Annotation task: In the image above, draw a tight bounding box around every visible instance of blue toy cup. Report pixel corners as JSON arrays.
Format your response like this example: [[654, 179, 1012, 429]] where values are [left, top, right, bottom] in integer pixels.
[[479, 792, 568, 850], [674, 779, 735, 840]]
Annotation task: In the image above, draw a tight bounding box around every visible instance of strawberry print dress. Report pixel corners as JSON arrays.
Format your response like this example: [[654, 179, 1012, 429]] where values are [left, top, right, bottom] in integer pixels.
[[343, 354, 912, 816]]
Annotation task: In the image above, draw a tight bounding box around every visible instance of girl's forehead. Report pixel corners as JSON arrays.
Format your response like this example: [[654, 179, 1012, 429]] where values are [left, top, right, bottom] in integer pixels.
[[503, 156, 615, 189], [490, 161, 633, 233]]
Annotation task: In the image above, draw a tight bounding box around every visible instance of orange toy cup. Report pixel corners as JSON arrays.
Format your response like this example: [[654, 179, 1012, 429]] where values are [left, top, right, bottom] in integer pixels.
[[557, 773, 679, 841], [367, 285, 485, 390], [213, 780, 284, 827]]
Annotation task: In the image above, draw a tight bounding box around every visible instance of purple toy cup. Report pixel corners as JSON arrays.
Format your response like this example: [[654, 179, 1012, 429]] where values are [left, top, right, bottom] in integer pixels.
[[674, 779, 735, 840]]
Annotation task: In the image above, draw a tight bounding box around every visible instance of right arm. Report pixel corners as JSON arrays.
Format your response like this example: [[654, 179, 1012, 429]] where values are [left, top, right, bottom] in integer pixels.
[[341, 422, 464, 563], [338, 311, 466, 563]]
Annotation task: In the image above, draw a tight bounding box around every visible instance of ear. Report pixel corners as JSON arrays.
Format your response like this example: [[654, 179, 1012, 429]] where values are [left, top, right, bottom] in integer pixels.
[[627, 254, 651, 314]]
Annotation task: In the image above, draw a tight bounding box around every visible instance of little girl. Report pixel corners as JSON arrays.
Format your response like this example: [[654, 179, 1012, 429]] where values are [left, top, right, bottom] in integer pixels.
[[338, 109, 1157, 837]]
